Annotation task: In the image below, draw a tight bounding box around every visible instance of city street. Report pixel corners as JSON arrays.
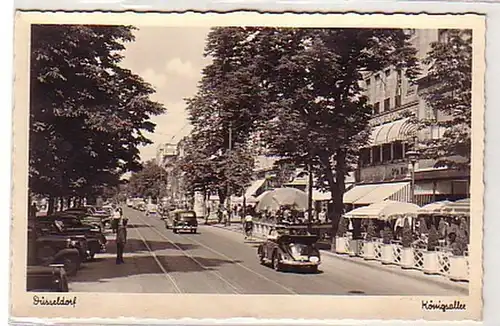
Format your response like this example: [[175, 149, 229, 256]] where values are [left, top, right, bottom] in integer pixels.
[[69, 207, 468, 295]]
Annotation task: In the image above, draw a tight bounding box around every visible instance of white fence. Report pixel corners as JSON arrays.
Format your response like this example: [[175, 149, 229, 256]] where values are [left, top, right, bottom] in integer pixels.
[[250, 221, 469, 282]]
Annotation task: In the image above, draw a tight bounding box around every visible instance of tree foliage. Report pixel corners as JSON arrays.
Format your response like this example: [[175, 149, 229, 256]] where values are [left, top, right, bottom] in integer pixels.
[[413, 29, 472, 169], [29, 24, 165, 201], [186, 27, 419, 234], [127, 160, 169, 199]]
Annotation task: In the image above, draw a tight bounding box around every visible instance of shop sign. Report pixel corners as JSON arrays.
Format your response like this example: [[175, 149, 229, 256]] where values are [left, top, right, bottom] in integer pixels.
[[359, 162, 410, 183]]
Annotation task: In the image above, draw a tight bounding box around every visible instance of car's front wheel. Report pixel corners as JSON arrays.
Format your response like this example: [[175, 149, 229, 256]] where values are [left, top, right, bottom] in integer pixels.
[[272, 252, 282, 272]]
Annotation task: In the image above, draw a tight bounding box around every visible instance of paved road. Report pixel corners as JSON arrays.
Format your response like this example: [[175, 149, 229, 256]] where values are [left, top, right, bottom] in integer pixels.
[[69, 207, 468, 295]]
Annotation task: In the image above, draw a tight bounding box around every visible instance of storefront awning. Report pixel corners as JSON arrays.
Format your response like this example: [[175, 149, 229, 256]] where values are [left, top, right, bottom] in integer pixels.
[[352, 182, 410, 205], [245, 179, 267, 198], [343, 184, 381, 204], [370, 118, 417, 146]]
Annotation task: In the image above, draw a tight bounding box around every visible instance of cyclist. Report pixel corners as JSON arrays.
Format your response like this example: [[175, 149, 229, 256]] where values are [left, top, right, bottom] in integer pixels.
[[244, 213, 254, 240]]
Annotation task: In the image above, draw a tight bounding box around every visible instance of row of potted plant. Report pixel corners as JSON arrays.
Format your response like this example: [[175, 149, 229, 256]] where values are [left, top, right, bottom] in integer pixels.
[[334, 216, 469, 282]]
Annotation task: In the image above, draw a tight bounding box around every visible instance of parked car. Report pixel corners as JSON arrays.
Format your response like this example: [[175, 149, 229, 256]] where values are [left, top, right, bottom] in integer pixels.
[[163, 209, 198, 234], [36, 216, 106, 259], [257, 227, 321, 273], [27, 223, 84, 276], [60, 209, 110, 230], [26, 265, 69, 292]]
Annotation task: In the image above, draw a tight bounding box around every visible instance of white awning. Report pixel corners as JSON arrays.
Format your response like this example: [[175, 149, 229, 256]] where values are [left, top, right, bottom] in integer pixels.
[[343, 184, 381, 204], [370, 118, 417, 146], [245, 179, 267, 198], [352, 182, 410, 205]]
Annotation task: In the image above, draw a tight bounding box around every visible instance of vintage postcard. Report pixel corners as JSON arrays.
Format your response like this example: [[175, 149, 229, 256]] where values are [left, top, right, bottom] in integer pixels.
[[10, 11, 485, 322]]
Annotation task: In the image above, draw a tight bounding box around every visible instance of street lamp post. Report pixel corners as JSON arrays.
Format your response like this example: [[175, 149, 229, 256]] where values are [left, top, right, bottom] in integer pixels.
[[307, 163, 313, 233], [405, 150, 420, 204]]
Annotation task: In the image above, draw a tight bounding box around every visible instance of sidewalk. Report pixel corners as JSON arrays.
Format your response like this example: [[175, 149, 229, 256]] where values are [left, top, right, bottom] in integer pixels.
[[211, 223, 469, 293]]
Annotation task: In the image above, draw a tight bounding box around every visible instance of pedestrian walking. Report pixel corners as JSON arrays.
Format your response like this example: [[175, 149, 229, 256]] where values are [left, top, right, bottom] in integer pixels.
[[116, 218, 128, 264], [111, 207, 121, 233]]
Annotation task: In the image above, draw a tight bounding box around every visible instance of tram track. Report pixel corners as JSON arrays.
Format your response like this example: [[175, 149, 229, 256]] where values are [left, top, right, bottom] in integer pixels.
[[135, 212, 298, 295], [131, 223, 183, 293], [134, 213, 242, 294]]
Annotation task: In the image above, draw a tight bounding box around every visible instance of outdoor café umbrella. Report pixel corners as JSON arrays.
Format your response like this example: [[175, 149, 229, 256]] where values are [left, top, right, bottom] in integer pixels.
[[440, 198, 470, 216], [344, 200, 420, 221], [255, 188, 308, 212], [416, 200, 453, 215]]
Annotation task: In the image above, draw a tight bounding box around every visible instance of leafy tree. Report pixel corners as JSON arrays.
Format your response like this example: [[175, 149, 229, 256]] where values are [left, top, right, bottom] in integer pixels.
[[401, 218, 413, 248], [179, 132, 255, 205], [188, 28, 419, 241], [128, 160, 169, 199], [412, 29, 472, 169], [29, 24, 165, 210], [249, 28, 419, 238]]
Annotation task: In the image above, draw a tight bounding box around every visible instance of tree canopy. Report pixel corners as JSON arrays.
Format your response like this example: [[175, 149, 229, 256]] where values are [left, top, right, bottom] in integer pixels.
[[185, 27, 419, 234], [29, 24, 165, 202], [127, 160, 169, 199], [414, 29, 472, 169]]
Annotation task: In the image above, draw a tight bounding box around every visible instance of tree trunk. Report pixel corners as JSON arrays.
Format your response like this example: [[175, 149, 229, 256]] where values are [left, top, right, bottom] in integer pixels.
[[59, 197, 64, 211], [47, 196, 55, 215]]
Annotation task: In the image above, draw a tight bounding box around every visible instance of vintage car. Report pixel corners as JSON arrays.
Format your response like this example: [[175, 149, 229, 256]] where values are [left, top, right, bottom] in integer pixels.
[[60, 209, 110, 230], [257, 227, 321, 273], [27, 224, 84, 277], [27, 265, 69, 292], [163, 209, 198, 233], [36, 216, 106, 259]]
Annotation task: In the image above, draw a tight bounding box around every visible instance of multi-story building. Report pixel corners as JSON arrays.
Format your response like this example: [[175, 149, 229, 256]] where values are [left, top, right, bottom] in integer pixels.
[[344, 29, 470, 208]]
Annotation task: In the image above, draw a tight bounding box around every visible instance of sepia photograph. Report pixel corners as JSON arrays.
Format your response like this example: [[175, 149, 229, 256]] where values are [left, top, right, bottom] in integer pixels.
[[10, 12, 485, 321]]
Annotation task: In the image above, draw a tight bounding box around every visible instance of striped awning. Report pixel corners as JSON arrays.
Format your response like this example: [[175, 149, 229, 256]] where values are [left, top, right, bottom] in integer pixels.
[[345, 182, 411, 205], [345, 200, 420, 220], [417, 200, 453, 214], [370, 118, 417, 146], [245, 179, 267, 198]]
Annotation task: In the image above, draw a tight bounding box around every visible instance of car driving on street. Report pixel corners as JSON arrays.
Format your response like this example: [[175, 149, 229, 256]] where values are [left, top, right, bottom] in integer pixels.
[[257, 226, 321, 273], [163, 209, 198, 234]]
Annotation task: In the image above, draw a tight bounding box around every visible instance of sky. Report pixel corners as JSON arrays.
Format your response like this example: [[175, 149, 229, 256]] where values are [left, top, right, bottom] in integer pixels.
[[120, 26, 212, 162]]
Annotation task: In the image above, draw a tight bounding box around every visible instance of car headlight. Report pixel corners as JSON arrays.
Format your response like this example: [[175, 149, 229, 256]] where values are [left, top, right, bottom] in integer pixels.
[[309, 256, 320, 263], [70, 240, 78, 247]]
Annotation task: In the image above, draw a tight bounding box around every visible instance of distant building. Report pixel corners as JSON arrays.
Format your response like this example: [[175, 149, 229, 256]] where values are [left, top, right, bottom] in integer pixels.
[[344, 29, 470, 208]]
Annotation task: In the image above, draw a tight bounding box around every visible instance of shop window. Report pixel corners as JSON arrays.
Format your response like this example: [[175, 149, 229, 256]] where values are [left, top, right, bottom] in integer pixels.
[[393, 141, 404, 160], [359, 148, 371, 167], [372, 146, 381, 163], [382, 143, 392, 162], [384, 98, 391, 111], [404, 141, 414, 157], [373, 102, 380, 115]]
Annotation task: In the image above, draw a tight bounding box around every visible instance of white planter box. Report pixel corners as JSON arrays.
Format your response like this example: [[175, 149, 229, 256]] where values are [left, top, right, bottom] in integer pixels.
[[423, 251, 440, 274], [448, 255, 469, 282], [381, 244, 394, 264], [335, 237, 349, 254], [400, 247, 415, 269], [363, 242, 376, 260]]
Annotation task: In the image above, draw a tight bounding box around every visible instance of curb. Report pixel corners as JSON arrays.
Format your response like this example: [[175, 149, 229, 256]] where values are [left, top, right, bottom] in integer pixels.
[[212, 224, 468, 294]]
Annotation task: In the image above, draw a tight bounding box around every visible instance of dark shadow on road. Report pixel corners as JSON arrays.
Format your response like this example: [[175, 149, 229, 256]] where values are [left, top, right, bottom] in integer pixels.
[[99, 239, 200, 255], [69, 254, 243, 284], [126, 224, 151, 229]]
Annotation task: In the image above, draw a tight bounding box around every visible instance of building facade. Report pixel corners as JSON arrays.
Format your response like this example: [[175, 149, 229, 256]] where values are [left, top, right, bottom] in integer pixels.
[[345, 29, 470, 208]]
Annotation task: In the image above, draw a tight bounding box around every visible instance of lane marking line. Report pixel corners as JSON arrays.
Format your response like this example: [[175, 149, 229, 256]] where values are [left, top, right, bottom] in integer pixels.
[[135, 214, 242, 295], [186, 226, 298, 295], [132, 224, 183, 293]]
